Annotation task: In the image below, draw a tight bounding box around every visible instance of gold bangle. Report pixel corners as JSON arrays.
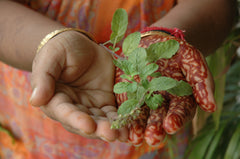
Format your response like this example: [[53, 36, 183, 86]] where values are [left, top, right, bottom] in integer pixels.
[[36, 28, 96, 54], [141, 30, 170, 38]]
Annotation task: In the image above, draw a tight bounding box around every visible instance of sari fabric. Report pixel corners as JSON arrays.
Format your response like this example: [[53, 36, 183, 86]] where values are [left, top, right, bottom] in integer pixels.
[[0, 1, 190, 159]]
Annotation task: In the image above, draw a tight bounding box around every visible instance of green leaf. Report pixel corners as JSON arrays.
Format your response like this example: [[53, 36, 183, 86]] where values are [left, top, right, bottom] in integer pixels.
[[109, 46, 120, 52], [120, 74, 133, 81], [113, 59, 131, 75], [150, 72, 162, 77], [127, 91, 135, 100], [128, 47, 147, 64], [145, 91, 152, 99], [148, 76, 178, 92], [127, 82, 138, 93], [128, 47, 147, 74], [110, 8, 128, 43], [205, 124, 226, 159], [114, 47, 120, 52], [117, 99, 138, 115], [206, 48, 228, 130], [141, 79, 149, 89], [146, 40, 179, 62], [224, 122, 240, 159], [113, 59, 123, 70], [125, 60, 139, 76], [122, 32, 141, 56], [145, 94, 164, 110], [186, 127, 215, 159], [136, 85, 146, 101], [140, 63, 159, 79], [113, 82, 129, 94], [232, 141, 240, 159], [113, 82, 137, 94], [110, 33, 124, 44], [167, 80, 193, 96]]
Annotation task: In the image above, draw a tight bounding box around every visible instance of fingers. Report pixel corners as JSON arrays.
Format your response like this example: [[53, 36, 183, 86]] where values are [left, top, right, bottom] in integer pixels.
[[30, 45, 65, 106], [142, 95, 196, 147], [91, 116, 117, 141], [101, 105, 129, 142], [40, 92, 126, 142], [163, 96, 196, 134], [128, 121, 145, 146], [179, 43, 216, 112], [128, 105, 150, 146], [61, 118, 120, 142], [40, 93, 97, 134], [128, 95, 196, 147], [144, 102, 168, 147], [101, 106, 129, 142]]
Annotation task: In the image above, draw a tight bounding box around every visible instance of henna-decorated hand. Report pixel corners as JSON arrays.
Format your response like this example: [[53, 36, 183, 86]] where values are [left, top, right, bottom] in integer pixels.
[[115, 33, 216, 147]]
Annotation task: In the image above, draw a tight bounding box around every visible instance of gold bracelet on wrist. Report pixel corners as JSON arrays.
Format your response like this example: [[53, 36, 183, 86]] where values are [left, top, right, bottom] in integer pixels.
[[141, 27, 185, 40], [36, 28, 96, 54], [141, 30, 170, 38]]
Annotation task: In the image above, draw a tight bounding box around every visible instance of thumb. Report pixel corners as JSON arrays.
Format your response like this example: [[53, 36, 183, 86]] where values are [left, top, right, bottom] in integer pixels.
[[30, 46, 65, 106]]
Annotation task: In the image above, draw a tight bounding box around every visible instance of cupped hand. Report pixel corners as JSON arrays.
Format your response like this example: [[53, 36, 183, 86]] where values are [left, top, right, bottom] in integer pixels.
[[115, 33, 216, 147], [30, 30, 128, 142]]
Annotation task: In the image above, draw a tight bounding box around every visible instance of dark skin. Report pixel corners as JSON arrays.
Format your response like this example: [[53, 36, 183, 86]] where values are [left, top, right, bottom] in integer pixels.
[[0, 0, 236, 143]]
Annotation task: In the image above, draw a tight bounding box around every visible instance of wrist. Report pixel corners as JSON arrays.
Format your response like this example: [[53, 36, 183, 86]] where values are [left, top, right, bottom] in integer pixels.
[[36, 28, 97, 54]]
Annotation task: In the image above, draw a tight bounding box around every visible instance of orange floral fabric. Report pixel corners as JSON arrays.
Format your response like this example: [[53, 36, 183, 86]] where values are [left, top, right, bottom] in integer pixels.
[[0, 0, 193, 159]]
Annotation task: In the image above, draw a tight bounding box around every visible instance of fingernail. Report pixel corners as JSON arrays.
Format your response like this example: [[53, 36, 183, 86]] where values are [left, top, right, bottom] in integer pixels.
[[133, 143, 142, 147], [30, 88, 37, 106], [100, 136, 109, 142], [100, 136, 115, 142]]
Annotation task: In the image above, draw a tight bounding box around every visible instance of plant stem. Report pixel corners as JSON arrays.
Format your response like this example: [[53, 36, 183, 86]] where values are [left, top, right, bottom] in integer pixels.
[[112, 35, 118, 51], [135, 90, 147, 108], [102, 40, 111, 46], [99, 44, 125, 60], [111, 88, 149, 129]]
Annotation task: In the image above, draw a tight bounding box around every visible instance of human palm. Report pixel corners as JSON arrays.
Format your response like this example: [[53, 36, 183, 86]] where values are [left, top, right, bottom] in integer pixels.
[[30, 31, 128, 141]]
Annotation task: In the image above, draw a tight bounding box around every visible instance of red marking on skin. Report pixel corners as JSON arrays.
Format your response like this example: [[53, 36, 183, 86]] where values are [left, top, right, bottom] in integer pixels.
[[180, 45, 208, 85], [144, 122, 165, 146], [133, 75, 141, 83], [128, 106, 150, 146], [163, 96, 196, 134], [115, 33, 216, 146], [144, 105, 168, 146], [128, 122, 145, 146], [193, 82, 215, 112]]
